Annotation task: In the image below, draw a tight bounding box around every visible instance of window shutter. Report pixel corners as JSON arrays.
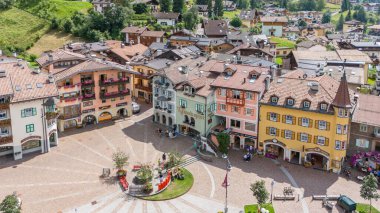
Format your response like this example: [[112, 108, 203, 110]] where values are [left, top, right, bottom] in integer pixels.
[[282, 115, 286, 123], [297, 133, 300, 141], [309, 119, 313, 128], [251, 109, 254, 116], [21, 109, 25, 118], [218, 104, 221, 110], [266, 127, 270, 135], [307, 134, 312, 143], [218, 88, 221, 95], [292, 116, 296, 125], [298, 117, 302, 126], [281, 130, 285, 138], [276, 114, 280, 122], [267, 112, 270, 120], [276, 128, 279, 136], [291, 131, 295, 140], [315, 120, 319, 129], [314, 136, 318, 144], [326, 122, 330, 131], [325, 138, 329, 146]]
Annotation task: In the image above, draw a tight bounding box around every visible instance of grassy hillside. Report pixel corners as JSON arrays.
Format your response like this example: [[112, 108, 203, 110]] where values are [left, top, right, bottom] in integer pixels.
[[0, 7, 50, 51]]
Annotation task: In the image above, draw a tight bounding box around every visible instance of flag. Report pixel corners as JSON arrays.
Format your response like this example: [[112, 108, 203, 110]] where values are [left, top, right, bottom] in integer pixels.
[[222, 173, 229, 187]]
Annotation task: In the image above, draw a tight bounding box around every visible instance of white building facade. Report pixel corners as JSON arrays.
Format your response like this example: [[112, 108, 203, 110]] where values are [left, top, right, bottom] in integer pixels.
[[152, 75, 176, 128]]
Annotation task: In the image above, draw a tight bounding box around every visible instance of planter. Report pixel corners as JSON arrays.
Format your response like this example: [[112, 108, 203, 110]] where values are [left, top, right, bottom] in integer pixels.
[[117, 169, 127, 177]]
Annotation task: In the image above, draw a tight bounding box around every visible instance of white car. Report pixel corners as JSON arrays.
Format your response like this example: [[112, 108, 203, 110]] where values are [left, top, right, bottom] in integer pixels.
[[132, 102, 140, 114]]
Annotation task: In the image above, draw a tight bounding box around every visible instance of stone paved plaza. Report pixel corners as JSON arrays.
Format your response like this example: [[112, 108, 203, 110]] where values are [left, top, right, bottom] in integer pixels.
[[0, 106, 379, 213]]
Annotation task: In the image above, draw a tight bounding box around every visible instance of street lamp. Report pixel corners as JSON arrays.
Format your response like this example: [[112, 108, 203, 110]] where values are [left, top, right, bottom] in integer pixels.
[[222, 153, 232, 213], [270, 180, 275, 203]]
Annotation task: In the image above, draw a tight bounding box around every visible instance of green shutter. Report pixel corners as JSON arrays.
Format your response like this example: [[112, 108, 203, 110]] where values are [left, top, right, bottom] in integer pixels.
[[21, 109, 25, 118], [33, 108, 37, 116]]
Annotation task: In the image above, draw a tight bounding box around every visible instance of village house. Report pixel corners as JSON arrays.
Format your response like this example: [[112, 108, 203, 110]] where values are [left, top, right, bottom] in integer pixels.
[[260, 16, 288, 37], [239, 9, 260, 27], [92, 0, 113, 13], [121, 26, 165, 47], [153, 12, 180, 26], [343, 20, 365, 34], [0, 59, 59, 160], [195, 5, 208, 16], [203, 20, 228, 38]]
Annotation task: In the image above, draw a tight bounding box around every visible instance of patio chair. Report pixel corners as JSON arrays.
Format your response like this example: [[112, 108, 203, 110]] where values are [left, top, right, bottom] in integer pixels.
[[101, 168, 110, 178]]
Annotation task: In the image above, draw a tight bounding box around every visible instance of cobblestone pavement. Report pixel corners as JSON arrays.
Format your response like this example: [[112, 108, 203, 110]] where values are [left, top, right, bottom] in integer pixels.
[[0, 104, 379, 213]]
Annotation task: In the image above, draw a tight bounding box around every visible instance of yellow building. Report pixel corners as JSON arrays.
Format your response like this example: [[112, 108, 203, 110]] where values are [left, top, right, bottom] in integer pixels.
[[258, 70, 353, 173]]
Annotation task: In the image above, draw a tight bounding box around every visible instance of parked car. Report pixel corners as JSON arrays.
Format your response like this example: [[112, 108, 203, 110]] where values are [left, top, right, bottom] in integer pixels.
[[337, 195, 356, 212], [132, 102, 140, 114]]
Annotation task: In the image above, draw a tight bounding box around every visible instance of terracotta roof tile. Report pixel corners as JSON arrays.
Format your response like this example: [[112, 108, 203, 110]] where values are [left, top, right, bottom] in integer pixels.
[[352, 94, 380, 126], [121, 26, 147, 34], [36, 49, 86, 67]]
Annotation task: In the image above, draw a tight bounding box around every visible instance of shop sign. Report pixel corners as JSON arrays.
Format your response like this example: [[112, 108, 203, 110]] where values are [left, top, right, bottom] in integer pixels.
[[82, 108, 95, 114], [356, 139, 369, 148], [177, 107, 204, 120], [83, 101, 93, 107], [99, 105, 111, 110], [116, 102, 128, 107]]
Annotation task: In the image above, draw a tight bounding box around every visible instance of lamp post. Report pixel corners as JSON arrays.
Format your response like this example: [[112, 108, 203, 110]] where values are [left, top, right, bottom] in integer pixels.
[[222, 153, 232, 213], [270, 180, 275, 203]]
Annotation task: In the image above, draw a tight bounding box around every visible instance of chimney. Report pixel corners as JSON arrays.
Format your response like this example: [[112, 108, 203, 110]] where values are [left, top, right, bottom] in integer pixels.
[[48, 54, 53, 62], [243, 78, 246, 84]]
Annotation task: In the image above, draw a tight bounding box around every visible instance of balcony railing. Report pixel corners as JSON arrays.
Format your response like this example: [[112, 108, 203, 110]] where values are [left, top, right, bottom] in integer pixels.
[[0, 136, 13, 145], [99, 77, 130, 86], [100, 90, 130, 99], [0, 102, 10, 110], [58, 113, 81, 120], [60, 96, 81, 103], [82, 93, 96, 101], [135, 84, 152, 92], [226, 97, 245, 106], [183, 120, 195, 126], [81, 80, 95, 87], [0, 118, 11, 125], [45, 112, 59, 120]]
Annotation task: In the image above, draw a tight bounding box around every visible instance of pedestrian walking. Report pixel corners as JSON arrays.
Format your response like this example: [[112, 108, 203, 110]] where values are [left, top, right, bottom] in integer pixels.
[[162, 153, 166, 161]]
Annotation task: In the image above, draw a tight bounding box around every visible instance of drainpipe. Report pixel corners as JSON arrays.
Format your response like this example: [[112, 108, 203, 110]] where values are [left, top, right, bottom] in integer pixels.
[[41, 101, 48, 153], [204, 96, 207, 137]]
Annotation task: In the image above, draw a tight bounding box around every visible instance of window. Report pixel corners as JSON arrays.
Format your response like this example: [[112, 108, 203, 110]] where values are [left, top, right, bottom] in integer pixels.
[[21, 108, 37, 117], [269, 127, 277, 136], [167, 91, 173, 98], [196, 104, 204, 113], [246, 108, 253, 115], [179, 99, 187, 108], [269, 113, 278, 122], [335, 140, 341, 150], [359, 124, 368, 132], [220, 88, 226, 97], [317, 136, 326, 146], [154, 87, 159, 94], [210, 103, 216, 112], [231, 119, 241, 128], [168, 104, 173, 110], [303, 101, 310, 109], [284, 130, 292, 139], [232, 106, 239, 113], [271, 96, 278, 104], [285, 115, 293, 124], [246, 92, 253, 100], [219, 104, 226, 111], [318, 121, 327, 130], [245, 122, 256, 131], [338, 108, 348, 117], [301, 118, 309, 127], [0, 97, 6, 103], [287, 98, 294, 106], [26, 124, 35, 133], [232, 90, 241, 99], [336, 124, 342, 134], [300, 133, 308, 142], [0, 127, 9, 136], [343, 125, 348, 134], [0, 110, 6, 119], [320, 103, 327, 111], [341, 141, 346, 150]]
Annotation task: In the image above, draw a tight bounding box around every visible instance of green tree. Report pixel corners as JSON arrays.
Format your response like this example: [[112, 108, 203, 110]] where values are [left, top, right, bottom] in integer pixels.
[[345, 9, 352, 21], [173, 0, 184, 13], [0, 0, 13, 9], [63, 19, 73, 33], [214, 0, 223, 17], [183, 6, 198, 30], [298, 19, 307, 28], [0, 194, 20, 213], [217, 133, 230, 154], [279, 0, 287, 8], [230, 16, 242, 27], [360, 173, 380, 213], [250, 180, 269, 209], [341, 0, 350, 12], [160, 0, 171, 12], [298, 0, 317, 11], [196, 0, 208, 4], [316, 0, 325, 11], [336, 13, 344, 31], [321, 10, 331, 23], [112, 149, 129, 170], [207, 0, 213, 17], [237, 0, 250, 9], [355, 6, 367, 23], [133, 3, 148, 14]]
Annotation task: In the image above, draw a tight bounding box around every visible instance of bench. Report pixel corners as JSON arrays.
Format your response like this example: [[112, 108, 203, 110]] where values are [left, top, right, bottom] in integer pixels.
[[132, 165, 141, 171], [128, 185, 144, 194], [273, 195, 295, 200], [312, 195, 340, 201], [323, 199, 334, 210]]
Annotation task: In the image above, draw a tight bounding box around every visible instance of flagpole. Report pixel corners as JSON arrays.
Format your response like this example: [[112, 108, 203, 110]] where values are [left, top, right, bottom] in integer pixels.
[[222, 154, 231, 213]]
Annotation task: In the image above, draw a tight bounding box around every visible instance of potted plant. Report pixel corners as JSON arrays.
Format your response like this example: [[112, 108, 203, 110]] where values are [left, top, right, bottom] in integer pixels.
[[135, 164, 153, 184], [112, 149, 129, 177], [144, 182, 153, 194]]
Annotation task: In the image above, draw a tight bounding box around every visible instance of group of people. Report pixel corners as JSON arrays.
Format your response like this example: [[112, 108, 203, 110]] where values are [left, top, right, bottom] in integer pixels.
[[243, 145, 255, 161], [156, 128, 177, 138]]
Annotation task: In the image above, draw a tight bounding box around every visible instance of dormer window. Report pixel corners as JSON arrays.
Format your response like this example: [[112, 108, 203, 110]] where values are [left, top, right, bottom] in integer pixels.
[[286, 98, 294, 106], [270, 96, 278, 104], [320, 103, 327, 111], [303, 101, 310, 109]]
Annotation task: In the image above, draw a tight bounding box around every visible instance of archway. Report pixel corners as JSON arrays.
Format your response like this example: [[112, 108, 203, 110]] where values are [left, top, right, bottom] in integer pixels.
[[190, 117, 195, 126], [184, 115, 189, 123], [0, 146, 13, 157], [244, 137, 255, 149], [83, 115, 97, 125], [264, 142, 285, 160], [168, 117, 173, 127], [305, 152, 329, 170], [234, 135, 241, 149], [98, 111, 112, 122], [155, 113, 160, 122], [117, 108, 128, 117], [64, 119, 77, 129], [21, 139, 42, 153], [162, 115, 167, 125], [49, 131, 57, 146]]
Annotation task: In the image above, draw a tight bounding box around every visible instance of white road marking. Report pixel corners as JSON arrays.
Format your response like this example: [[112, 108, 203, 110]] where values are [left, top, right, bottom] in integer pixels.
[[201, 162, 215, 198], [28, 188, 102, 205], [51, 152, 108, 168], [94, 129, 117, 152], [0, 180, 100, 188], [70, 137, 113, 162], [17, 164, 99, 175]]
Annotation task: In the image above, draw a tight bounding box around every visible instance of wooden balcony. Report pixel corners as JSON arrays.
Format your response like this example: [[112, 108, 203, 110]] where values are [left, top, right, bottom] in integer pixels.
[[135, 84, 152, 92], [80, 80, 95, 87], [58, 113, 81, 120], [99, 77, 130, 86], [226, 97, 245, 106], [0, 136, 13, 145], [82, 94, 96, 101], [45, 112, 59, 120], [0, 102, 10, 110], [0, 118, 11, 125], [100, 90, 130, 99]]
